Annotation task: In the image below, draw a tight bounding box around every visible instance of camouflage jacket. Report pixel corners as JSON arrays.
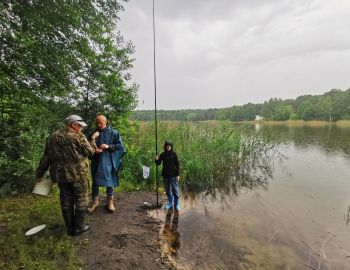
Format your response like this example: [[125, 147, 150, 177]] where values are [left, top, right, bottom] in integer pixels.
[[36, 128, 97, 183]]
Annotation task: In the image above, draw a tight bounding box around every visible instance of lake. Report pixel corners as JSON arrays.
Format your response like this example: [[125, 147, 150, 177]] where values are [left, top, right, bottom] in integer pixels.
[[157, 122, 350, 270]]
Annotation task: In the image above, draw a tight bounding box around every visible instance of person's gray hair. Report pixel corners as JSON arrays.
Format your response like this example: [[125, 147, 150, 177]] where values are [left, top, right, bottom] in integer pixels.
[[65, 115, 87, 127]]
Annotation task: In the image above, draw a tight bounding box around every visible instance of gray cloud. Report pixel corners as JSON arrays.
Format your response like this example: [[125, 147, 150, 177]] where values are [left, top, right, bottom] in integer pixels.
[[119, 0, 350, 109]]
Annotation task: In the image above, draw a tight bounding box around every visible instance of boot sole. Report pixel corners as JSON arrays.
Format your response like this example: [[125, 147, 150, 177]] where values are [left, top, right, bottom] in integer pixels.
[[73, 225, 90, 236], [105, 205, 115, 213]]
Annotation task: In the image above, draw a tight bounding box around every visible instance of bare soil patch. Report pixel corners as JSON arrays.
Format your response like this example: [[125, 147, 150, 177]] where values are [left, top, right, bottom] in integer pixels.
[[76, 190, 174, 270]]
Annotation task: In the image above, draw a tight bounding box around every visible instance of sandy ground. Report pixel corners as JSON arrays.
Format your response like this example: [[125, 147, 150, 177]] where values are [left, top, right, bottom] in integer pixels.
[[76, 191, 174, 270]]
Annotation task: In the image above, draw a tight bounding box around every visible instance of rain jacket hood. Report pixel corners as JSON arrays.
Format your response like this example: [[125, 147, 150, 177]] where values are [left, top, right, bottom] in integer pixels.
[[164, 140, 174, 151]]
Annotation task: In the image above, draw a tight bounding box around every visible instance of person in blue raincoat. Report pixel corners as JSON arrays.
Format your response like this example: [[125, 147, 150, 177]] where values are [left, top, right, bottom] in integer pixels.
[[88, 115, 125, 213]]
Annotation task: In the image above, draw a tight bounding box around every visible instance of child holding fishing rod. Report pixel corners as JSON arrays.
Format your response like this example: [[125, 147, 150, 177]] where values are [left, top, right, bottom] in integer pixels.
[[155, 140, 181, 211]]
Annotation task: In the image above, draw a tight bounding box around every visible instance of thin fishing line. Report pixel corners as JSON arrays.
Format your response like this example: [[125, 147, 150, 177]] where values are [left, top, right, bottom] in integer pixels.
[[153, 0, 159, 207]]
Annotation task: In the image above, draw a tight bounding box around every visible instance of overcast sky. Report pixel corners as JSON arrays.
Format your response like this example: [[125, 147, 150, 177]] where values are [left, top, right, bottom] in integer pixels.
[[119, 0, 350, 110]]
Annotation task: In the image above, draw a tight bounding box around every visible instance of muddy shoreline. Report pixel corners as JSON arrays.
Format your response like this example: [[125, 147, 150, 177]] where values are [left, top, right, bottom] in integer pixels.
[[76, 190, 175, 270]]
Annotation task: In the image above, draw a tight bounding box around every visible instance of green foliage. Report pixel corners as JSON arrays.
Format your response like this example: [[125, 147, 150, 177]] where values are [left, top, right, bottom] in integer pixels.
[[0, 0, 137, 195], [275, 105, 293, 120], [297, 101, 316, 120], [117, 121, 156, 189], [131, 88, 350, 122], [120, 122, 276, 194]]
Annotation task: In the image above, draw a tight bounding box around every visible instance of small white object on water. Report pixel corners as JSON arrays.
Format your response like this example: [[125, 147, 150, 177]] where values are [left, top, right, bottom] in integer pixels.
[[25, 224, 46, 236], [143, 202, 151, 206], [142, 166, 150, 179]]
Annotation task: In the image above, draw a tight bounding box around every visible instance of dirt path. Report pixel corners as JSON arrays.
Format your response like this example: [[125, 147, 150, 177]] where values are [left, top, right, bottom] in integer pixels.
[[76, 191, 174, 270]]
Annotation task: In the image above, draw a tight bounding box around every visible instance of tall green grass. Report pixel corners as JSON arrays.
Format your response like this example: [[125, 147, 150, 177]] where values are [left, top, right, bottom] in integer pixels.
[[120, 121, 278, 194]]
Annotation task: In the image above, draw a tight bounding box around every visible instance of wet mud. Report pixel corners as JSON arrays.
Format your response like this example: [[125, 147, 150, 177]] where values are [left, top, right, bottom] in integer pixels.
[[76, 191, 174, 270]]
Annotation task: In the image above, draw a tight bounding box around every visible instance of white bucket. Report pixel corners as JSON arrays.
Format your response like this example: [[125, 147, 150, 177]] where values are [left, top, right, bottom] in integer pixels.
[[32, 178, 54, 196]]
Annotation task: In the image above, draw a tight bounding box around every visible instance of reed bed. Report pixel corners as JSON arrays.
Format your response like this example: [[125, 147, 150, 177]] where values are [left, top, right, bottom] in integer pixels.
[[121, 122, 279, 194]]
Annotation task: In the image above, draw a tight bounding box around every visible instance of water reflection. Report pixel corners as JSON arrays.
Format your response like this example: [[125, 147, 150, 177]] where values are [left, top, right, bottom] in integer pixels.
[[162, 209, 180, 255], [344, 206, 350, 225], [240, 123, 350, 156], [184, 139, 279, 198], [169, 123, 350, 270], [164, 210, 260, 270]]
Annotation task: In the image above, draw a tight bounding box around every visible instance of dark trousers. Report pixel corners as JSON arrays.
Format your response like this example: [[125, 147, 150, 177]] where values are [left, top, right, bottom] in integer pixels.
[[58, 181, 87, 233], [58, 181, 87, 212], [91, 182, 114, 198]]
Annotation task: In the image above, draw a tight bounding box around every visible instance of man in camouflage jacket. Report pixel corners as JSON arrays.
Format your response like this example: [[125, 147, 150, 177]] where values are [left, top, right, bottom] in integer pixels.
[[36, 115, 99, 236]]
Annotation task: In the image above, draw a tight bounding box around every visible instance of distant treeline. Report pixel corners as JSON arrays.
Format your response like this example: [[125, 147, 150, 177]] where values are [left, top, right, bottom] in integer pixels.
[[131, 88, 350, 122]]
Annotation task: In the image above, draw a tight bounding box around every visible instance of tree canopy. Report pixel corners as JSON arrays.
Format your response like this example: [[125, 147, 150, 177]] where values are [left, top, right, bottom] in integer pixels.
[[0, 0, 137, 195]]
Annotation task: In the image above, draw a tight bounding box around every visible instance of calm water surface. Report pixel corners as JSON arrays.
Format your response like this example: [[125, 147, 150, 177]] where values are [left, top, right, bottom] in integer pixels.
[[157, 123, 350, 270]]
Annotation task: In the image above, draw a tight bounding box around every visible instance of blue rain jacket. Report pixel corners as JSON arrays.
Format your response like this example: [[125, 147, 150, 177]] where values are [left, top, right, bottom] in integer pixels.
[[91, 125, 126, 187]]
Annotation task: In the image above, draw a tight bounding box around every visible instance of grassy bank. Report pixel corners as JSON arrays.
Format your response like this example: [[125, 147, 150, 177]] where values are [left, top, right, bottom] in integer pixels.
[[335, 120, 350, 126], [0, 180, 155, 269], [0, 188, 81, 270]]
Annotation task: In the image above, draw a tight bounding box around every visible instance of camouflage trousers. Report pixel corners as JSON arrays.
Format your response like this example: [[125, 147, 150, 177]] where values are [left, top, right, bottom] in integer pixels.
[[58, 181, 88, 211]]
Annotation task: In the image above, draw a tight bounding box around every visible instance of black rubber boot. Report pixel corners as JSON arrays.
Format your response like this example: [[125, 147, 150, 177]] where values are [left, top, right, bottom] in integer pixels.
[[62, 208, 74, 236], [73, 209, 90, 236]]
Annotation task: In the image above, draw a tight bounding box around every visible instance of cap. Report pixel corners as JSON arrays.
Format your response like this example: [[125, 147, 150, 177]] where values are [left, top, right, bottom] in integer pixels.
[[65, 115, 87, 127]]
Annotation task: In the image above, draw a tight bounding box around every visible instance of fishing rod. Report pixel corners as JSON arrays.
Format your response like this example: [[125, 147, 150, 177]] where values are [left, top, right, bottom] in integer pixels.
[[153, 0, 159, 207]]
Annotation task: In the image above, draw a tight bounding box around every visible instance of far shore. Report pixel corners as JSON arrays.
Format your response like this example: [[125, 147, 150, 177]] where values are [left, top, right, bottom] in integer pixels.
[[242, 119, 350, 126], [136, 119, 350, 126], [196, 119, 350, 126]]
